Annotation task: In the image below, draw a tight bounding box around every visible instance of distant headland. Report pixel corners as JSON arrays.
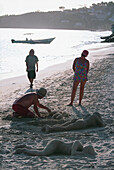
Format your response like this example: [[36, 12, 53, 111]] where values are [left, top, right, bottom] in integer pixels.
[[0, 2, 114, 31]]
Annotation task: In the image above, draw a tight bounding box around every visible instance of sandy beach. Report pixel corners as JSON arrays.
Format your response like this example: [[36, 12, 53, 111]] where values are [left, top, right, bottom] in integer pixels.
[[0, 45, 114, 169]]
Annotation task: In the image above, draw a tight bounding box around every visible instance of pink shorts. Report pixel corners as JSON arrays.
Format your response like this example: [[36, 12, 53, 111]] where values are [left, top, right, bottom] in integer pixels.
[[12, 104, 35, 118]]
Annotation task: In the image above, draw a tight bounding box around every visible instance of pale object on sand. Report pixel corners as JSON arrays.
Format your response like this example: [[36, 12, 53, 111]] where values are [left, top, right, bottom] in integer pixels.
[[25, 88, 36, 94]]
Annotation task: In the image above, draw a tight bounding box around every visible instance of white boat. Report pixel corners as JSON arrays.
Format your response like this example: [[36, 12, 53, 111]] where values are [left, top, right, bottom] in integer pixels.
[[11, 37, 55, 44]]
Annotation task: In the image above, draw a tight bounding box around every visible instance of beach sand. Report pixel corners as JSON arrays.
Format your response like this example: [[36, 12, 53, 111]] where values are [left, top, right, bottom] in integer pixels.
[[0, 46, 114, 169]]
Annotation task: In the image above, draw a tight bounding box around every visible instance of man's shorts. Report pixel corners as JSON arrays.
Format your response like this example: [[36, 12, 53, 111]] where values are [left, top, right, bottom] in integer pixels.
[[12, 104, 35, 118], [28, 70, 36, 79]]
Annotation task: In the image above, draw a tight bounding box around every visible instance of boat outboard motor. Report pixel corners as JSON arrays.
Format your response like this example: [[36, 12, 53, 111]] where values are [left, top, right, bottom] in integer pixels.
[[11, 39, 15, 43]]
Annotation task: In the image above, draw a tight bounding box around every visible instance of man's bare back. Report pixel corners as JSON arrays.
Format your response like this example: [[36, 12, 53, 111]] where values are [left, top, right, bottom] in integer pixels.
[[14, 93, 38, 108]]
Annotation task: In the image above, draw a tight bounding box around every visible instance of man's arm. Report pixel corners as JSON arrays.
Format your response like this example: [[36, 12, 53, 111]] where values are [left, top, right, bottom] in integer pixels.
[[33, 97, 41, 117], [26, 62, 28, 72], [25, 56, 28, 72], [33, 105, 41, 117], [36, 62, 38, 72], [37, 102, 51, 113]]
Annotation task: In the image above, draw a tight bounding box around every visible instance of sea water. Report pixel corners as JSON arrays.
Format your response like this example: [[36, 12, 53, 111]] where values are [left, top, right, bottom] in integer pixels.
[[0, 28, 111, 80]]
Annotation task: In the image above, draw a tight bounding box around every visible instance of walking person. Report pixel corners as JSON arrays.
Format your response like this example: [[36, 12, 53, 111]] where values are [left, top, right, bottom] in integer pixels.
[[68, 50, 89, 106], [25, 49, 38, 88]]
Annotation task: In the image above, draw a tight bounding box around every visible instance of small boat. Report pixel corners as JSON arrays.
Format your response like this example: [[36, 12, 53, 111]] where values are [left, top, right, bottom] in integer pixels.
[[11, 37, 55, 44], [100, 24, 114, 43], [100, 34, 114, 43]]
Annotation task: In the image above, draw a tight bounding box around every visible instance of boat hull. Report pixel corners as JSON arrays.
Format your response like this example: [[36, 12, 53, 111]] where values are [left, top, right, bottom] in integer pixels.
[[11, 37, 55, 44]]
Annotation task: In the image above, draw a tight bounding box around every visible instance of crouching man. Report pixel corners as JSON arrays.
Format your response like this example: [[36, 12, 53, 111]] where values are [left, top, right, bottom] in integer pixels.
[[12, 88, 51, 118]]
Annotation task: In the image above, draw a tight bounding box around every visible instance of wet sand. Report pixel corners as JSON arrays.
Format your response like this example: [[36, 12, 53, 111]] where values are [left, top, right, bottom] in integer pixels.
[[0, 46, 114, 169]]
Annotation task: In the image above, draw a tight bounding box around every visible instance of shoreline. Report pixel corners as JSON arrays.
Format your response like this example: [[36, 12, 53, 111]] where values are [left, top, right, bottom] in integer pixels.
[[0, 27, 110, 32], [0, 44, 113, 84], [0, 45, 113, 100]]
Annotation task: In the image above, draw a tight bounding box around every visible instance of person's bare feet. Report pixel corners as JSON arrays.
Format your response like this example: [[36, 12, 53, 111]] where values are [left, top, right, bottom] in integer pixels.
[[67, 103, 73, 106], [13, 112, 19, 118]]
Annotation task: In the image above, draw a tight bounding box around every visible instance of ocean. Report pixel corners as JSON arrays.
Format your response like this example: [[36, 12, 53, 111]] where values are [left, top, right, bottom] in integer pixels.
[[0, 28, 111, 80]]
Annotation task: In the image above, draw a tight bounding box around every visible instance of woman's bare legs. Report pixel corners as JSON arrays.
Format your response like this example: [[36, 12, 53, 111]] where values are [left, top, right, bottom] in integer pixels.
[[68, 81, 79, 106], [79, 81, 86, 105]]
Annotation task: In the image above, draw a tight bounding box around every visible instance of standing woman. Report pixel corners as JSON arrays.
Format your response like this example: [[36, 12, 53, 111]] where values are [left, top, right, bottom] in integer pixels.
[[68, 50, 89, 106], [25, 49, 39, 88]]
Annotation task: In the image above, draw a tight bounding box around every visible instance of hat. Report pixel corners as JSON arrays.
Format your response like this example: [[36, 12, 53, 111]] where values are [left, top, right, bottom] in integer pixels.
[[82, 50, 89, 57], [36, 88, 47, 97]]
